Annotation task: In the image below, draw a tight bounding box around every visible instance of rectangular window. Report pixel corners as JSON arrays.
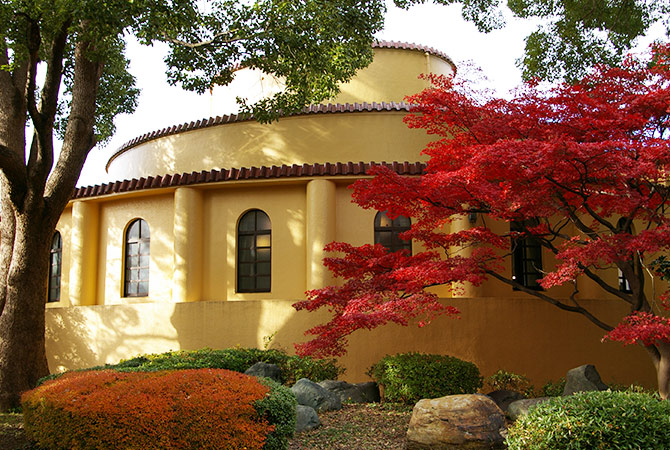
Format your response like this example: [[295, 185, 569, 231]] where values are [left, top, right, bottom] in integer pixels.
[[511, 221, 543, 290]]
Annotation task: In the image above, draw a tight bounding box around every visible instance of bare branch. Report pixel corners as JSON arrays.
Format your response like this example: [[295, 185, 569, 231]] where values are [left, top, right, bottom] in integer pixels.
[[485, 269, 614, 331]]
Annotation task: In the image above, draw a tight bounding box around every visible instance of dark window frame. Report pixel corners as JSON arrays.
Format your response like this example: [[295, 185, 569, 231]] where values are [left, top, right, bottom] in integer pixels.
[[48, 231, 62, 303], [124, 219, 150, 297], [617, 218, 633, 293], [511, 220, 543, 290], [374, 211, 412, 253], [237, 209, 271, 293]]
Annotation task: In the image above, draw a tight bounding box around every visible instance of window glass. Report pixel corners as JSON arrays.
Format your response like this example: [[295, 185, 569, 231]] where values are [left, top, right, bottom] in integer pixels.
[[374, 211, 411, 253], [511, 220, 543, 290], [237, 210, 271, 293], [617, 218, 633, 293], [48, 232, 62, 303], [124, 219, 150, 297]]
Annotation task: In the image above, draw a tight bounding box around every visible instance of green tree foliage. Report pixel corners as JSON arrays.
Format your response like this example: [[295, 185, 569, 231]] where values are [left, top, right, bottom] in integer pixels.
[[508, 0, 670, 81]]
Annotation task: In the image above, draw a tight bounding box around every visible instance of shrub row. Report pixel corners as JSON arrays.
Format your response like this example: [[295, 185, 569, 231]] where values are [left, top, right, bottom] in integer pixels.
[[23, 369, 295, 450], [506, 390, 670, 449], [39, 347, 343, 387], [368, 352, 482, 404]]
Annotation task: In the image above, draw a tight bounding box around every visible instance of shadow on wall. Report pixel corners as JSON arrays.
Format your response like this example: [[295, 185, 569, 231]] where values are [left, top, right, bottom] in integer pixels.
[[46, 307, 97, 373], [46, 303, 180, 373], [46, 294, 656, 390]]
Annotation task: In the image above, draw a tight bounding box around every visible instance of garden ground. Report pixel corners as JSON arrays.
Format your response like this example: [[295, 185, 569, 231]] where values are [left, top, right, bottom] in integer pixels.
[[1, 403, 413, 450]]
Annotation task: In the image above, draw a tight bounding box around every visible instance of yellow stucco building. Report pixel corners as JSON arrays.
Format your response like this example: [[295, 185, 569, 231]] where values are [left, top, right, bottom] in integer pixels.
[[46, 42, 655, 388]]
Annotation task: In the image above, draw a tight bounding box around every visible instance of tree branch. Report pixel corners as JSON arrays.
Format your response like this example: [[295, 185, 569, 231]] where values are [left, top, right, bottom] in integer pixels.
[[0, 144, 27, 195], [485, 269, 614, 331], [45, 36, 101, 214], [26, 19, 70, 199], [161, 29, 248, 49]]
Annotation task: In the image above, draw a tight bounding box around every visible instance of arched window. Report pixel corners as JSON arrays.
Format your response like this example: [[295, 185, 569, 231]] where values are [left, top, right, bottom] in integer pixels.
[[48, 231, 62, 303], [237, 209, 271, 292], [124, 219, 150, 297], [374, 211, 411, 253], [511, 220, 543, 290]]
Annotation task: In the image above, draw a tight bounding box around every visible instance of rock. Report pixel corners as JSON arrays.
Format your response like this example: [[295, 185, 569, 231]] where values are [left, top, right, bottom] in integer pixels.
[[507, 397, 551, 421], [355, 381, 381, 403], [317, 380, 380, 403], [406, 394, 506, 449], [295, 405, 320, 432], [291, 378, 342, 412], [244, 362, 282, 382], [563, 364, 608, 396], [486, 390, 525, 413]]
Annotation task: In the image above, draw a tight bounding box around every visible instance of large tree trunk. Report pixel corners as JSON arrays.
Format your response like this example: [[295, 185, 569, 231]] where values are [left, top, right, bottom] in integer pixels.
[[0, 209, 55, 410]]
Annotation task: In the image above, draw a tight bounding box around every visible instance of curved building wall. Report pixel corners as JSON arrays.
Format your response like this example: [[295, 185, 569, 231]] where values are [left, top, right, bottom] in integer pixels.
[[44, 43, 658, 392], [329, 47, 454, 104], [107, 111, 429, 181]]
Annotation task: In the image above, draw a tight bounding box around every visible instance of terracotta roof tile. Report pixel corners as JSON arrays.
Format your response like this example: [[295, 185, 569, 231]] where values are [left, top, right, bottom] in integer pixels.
[[72, 161, 425, 200], [373, 40, 455, 68]]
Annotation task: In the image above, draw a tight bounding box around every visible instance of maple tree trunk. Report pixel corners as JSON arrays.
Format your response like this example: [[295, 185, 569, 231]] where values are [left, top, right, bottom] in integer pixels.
[[648, 342, 670, 400], [0, 210, 53, 410]]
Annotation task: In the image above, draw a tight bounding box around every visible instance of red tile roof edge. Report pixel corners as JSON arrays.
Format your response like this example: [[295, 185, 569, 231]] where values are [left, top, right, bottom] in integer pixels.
[[73, 161, 426, 200], [373, 40, 455, 68]]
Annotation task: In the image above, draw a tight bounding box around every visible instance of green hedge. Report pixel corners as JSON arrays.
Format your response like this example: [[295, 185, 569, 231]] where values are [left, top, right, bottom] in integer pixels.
[[368, 352, 482, 404], [39, 347, 343, 387], [506, 390, 670, 449]]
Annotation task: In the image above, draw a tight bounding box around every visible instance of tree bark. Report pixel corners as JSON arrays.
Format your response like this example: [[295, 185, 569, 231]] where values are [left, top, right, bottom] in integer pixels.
[[0, 210, 55, 410], [646, 342, 670, 400], [0, 31, 99, 411]]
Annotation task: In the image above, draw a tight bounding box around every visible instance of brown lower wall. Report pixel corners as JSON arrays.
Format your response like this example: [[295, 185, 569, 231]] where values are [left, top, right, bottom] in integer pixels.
[[45, 297, 655, 390]]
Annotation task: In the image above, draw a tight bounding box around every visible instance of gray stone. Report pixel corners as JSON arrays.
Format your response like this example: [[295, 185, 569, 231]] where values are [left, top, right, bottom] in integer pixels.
[[563, 364, 608, 396], [244, 362, 282, 382], [317, 380, 380, 403], [291, 378, 342, 412], [406, 394, 506, 449], [295, 405, 320, 432], [355, 381, 381, 403], [486, 390, 525, 413], [507, 397, 551, 421]]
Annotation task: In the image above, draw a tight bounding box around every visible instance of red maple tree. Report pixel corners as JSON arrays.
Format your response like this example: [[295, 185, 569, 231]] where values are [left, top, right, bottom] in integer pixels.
[[294, 44, 670, 397]]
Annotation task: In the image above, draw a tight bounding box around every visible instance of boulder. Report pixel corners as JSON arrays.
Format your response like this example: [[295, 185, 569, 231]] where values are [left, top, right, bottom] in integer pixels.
[[486, 390, 524, 413], [355, 381, 381, 403], [317, 380, 380, 403], [291, 378, 342, 412], [406, 394, 506, 449], [295, 405, 320, 432], [563, 364, 608, 396], [244, 362, 282, 382], [506, 397, 551, 421]]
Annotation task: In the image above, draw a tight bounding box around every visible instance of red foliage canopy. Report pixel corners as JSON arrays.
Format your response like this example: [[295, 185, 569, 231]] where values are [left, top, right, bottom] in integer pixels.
[[294, 44, 670, 358], [603, 311, 670, 347]]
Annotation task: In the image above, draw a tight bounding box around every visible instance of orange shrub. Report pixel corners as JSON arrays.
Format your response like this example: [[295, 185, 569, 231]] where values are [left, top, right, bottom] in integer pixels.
[[22, 369, 274, 450]]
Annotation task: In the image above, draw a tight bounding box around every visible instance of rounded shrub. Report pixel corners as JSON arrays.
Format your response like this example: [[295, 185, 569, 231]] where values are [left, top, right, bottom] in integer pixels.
[[254, 378, 297, 450], [368, 352, 482, 404], [506, 390, 670, 450], [484, 369, 533, 396], [91, 347, 343, 386], [23, 369, 281, 450]]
